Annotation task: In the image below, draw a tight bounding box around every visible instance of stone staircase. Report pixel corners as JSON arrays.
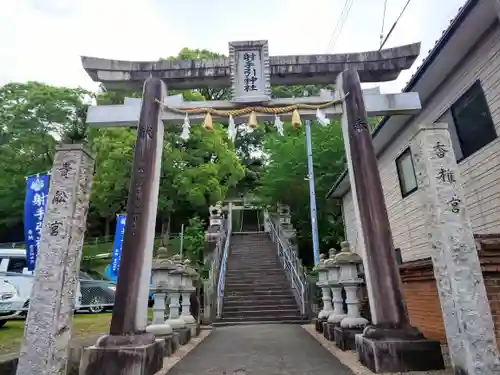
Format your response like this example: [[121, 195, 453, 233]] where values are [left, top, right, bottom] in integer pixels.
[[219, 233, 304, 324]]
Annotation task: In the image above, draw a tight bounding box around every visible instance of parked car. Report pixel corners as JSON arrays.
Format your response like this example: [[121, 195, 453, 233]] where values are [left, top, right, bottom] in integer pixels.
[[0, 278, 26, 327], [79, 269, 116, 314]]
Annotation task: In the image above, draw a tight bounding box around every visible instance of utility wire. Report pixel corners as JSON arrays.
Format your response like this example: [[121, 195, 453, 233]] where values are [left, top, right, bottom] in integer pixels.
[[379, 0, 412, 50], [326, 0, 355, 53], [380, 0, 389, 47], [325, 0, 350, 52]]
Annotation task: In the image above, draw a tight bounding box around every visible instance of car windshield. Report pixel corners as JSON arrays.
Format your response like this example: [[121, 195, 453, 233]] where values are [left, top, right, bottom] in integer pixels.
[[80, 269, 111, 281]]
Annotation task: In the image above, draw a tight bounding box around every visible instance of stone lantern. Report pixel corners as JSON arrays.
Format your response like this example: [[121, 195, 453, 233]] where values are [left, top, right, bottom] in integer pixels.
[[334, 241, 369, 350], [180, 259, 199, 337], [145, 248, 175, 355], [313, 254, 333, 333], [324, 248, 346, 341], [164, 255, 191, 345]]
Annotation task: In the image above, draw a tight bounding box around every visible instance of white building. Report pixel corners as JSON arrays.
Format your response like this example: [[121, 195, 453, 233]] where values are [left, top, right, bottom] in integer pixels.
[[329, 0, 500, 262]]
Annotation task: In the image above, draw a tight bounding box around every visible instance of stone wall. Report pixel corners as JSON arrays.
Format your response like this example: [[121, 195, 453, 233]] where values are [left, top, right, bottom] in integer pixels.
[[398, 237, 500, 349]]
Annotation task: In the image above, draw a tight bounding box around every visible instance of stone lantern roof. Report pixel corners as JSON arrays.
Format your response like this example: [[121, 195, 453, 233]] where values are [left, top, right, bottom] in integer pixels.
[[335, 241, 362, 264], [324, 248, 339, 267], [182, 259, 199, 279], [313, 253, 327, 272]]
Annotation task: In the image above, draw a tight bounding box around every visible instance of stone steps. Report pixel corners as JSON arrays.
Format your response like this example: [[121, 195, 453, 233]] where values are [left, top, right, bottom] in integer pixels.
[[217, 315, 304, 324], [224, 293, 296, 302], [223, 308, 301, 319], [223, 298, 297, 307], [212, 319, 308, 326], [223, 303, 298, 313], [217, 232, 302, 325]]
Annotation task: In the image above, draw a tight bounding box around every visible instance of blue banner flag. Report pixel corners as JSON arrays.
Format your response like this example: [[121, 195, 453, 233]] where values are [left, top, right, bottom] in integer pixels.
[[24, 174, 50, 271], [111, 214, 126, 277]]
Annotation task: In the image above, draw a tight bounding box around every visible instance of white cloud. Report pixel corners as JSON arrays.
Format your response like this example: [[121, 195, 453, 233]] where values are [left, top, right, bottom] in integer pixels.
[[0, 0, 468, 93]]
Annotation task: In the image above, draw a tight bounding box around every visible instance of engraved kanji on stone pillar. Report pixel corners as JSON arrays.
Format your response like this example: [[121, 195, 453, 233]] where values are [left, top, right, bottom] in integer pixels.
[[410, 123, 500, 375], [16, 144, 94, 375]]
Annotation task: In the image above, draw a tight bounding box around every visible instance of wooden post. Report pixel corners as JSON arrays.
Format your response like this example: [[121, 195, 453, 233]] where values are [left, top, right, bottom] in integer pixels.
[[337, 69, 444, 373], [79, 77, 166, 375]]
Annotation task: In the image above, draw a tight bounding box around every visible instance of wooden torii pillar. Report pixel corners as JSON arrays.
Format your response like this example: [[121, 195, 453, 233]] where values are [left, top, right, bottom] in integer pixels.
[[78, 40, 445, 375]]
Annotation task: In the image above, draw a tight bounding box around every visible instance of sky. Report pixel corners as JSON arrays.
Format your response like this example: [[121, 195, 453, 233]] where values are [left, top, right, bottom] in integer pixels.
[[0, 0, 467, 94]]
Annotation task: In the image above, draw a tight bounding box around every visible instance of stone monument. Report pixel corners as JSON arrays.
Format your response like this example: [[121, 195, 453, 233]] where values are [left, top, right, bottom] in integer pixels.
[[16, 144, 94, 375], [410, 124, 500, 374], [337, 69, 444, 373], [334, 241, 368, 351], [79, 77, 166, 375]]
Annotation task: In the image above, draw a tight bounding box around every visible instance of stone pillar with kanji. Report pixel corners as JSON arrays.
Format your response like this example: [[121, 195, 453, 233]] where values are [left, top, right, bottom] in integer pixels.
[[16, 144, 94, 375], [410, 123, 500, 375]]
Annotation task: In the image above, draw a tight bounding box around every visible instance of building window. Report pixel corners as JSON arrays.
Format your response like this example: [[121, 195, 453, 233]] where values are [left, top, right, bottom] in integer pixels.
[[451, 80, 496, 159], [396, 148, 417, 198]]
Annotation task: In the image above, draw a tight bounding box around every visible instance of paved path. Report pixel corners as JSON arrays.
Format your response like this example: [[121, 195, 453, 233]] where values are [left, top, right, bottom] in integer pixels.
[[167, 324, 354, 375]]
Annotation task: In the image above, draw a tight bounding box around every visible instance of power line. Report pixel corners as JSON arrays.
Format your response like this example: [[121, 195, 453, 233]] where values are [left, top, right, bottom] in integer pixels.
[[380, 0, 389, 47], [326, 0, 355, 53], [325, 0, 350, 52], [379, 0, 412, 50]]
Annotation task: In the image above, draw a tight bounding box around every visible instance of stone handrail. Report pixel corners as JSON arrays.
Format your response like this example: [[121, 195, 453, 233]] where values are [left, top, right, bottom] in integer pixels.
[[216, 206, 233, 318], [203, 216, 228, 324], [266, 215, 307, 316]]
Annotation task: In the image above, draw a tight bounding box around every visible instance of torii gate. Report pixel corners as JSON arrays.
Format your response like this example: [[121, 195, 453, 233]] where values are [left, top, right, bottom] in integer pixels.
[[77, 40, 446, 375]]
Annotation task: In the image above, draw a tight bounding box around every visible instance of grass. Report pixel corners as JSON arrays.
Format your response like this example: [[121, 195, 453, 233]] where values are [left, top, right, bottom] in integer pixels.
[[0, 313, 112, 355], [0, 309, 155, 355]]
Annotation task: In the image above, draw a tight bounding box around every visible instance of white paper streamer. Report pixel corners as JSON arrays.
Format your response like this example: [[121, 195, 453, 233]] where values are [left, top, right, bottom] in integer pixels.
[[180, 113, 191, 140], [228, 115, 237, 141], [316, 108, 330, 126], [274, 115, 284, 136]]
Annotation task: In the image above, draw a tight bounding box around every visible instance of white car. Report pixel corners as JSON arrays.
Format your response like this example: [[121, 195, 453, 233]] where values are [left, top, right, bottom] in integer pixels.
[[0, 249, 82, 325], [0, 279, 26, 326]]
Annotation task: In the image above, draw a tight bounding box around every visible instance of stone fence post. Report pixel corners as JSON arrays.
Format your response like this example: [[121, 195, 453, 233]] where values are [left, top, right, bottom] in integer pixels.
[[410, 123, 500, 374], [16, 144, 94, 375], [203, 202, 226, 324]]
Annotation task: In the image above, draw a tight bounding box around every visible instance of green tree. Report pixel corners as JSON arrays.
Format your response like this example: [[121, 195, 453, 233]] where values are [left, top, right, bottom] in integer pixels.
[[257, 121, 346, 266], [0, 82, 90, 235]]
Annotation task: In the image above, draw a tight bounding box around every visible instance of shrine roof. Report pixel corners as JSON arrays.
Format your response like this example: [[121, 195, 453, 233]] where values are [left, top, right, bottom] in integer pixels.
[[81, 44, 420, 90], [327, 0, 495, 199]]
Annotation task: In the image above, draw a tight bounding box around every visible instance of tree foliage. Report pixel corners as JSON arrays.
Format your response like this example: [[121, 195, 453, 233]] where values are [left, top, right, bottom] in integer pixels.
[[0, 47, 376, 270], [0, 82, 91, 234], [257, 121, 346, 266]]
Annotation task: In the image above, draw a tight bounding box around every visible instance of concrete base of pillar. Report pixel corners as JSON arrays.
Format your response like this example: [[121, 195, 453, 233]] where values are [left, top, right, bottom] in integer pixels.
[[174, 327, 191, 345], [171, 332, 180, 353], [79, 334, 164, 375], [313, 317, 326, 333], [334, 326, 363, 350], [186, 322, 198, 337], [355, 334, 445, 373], [324, 322, 338, 341]]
